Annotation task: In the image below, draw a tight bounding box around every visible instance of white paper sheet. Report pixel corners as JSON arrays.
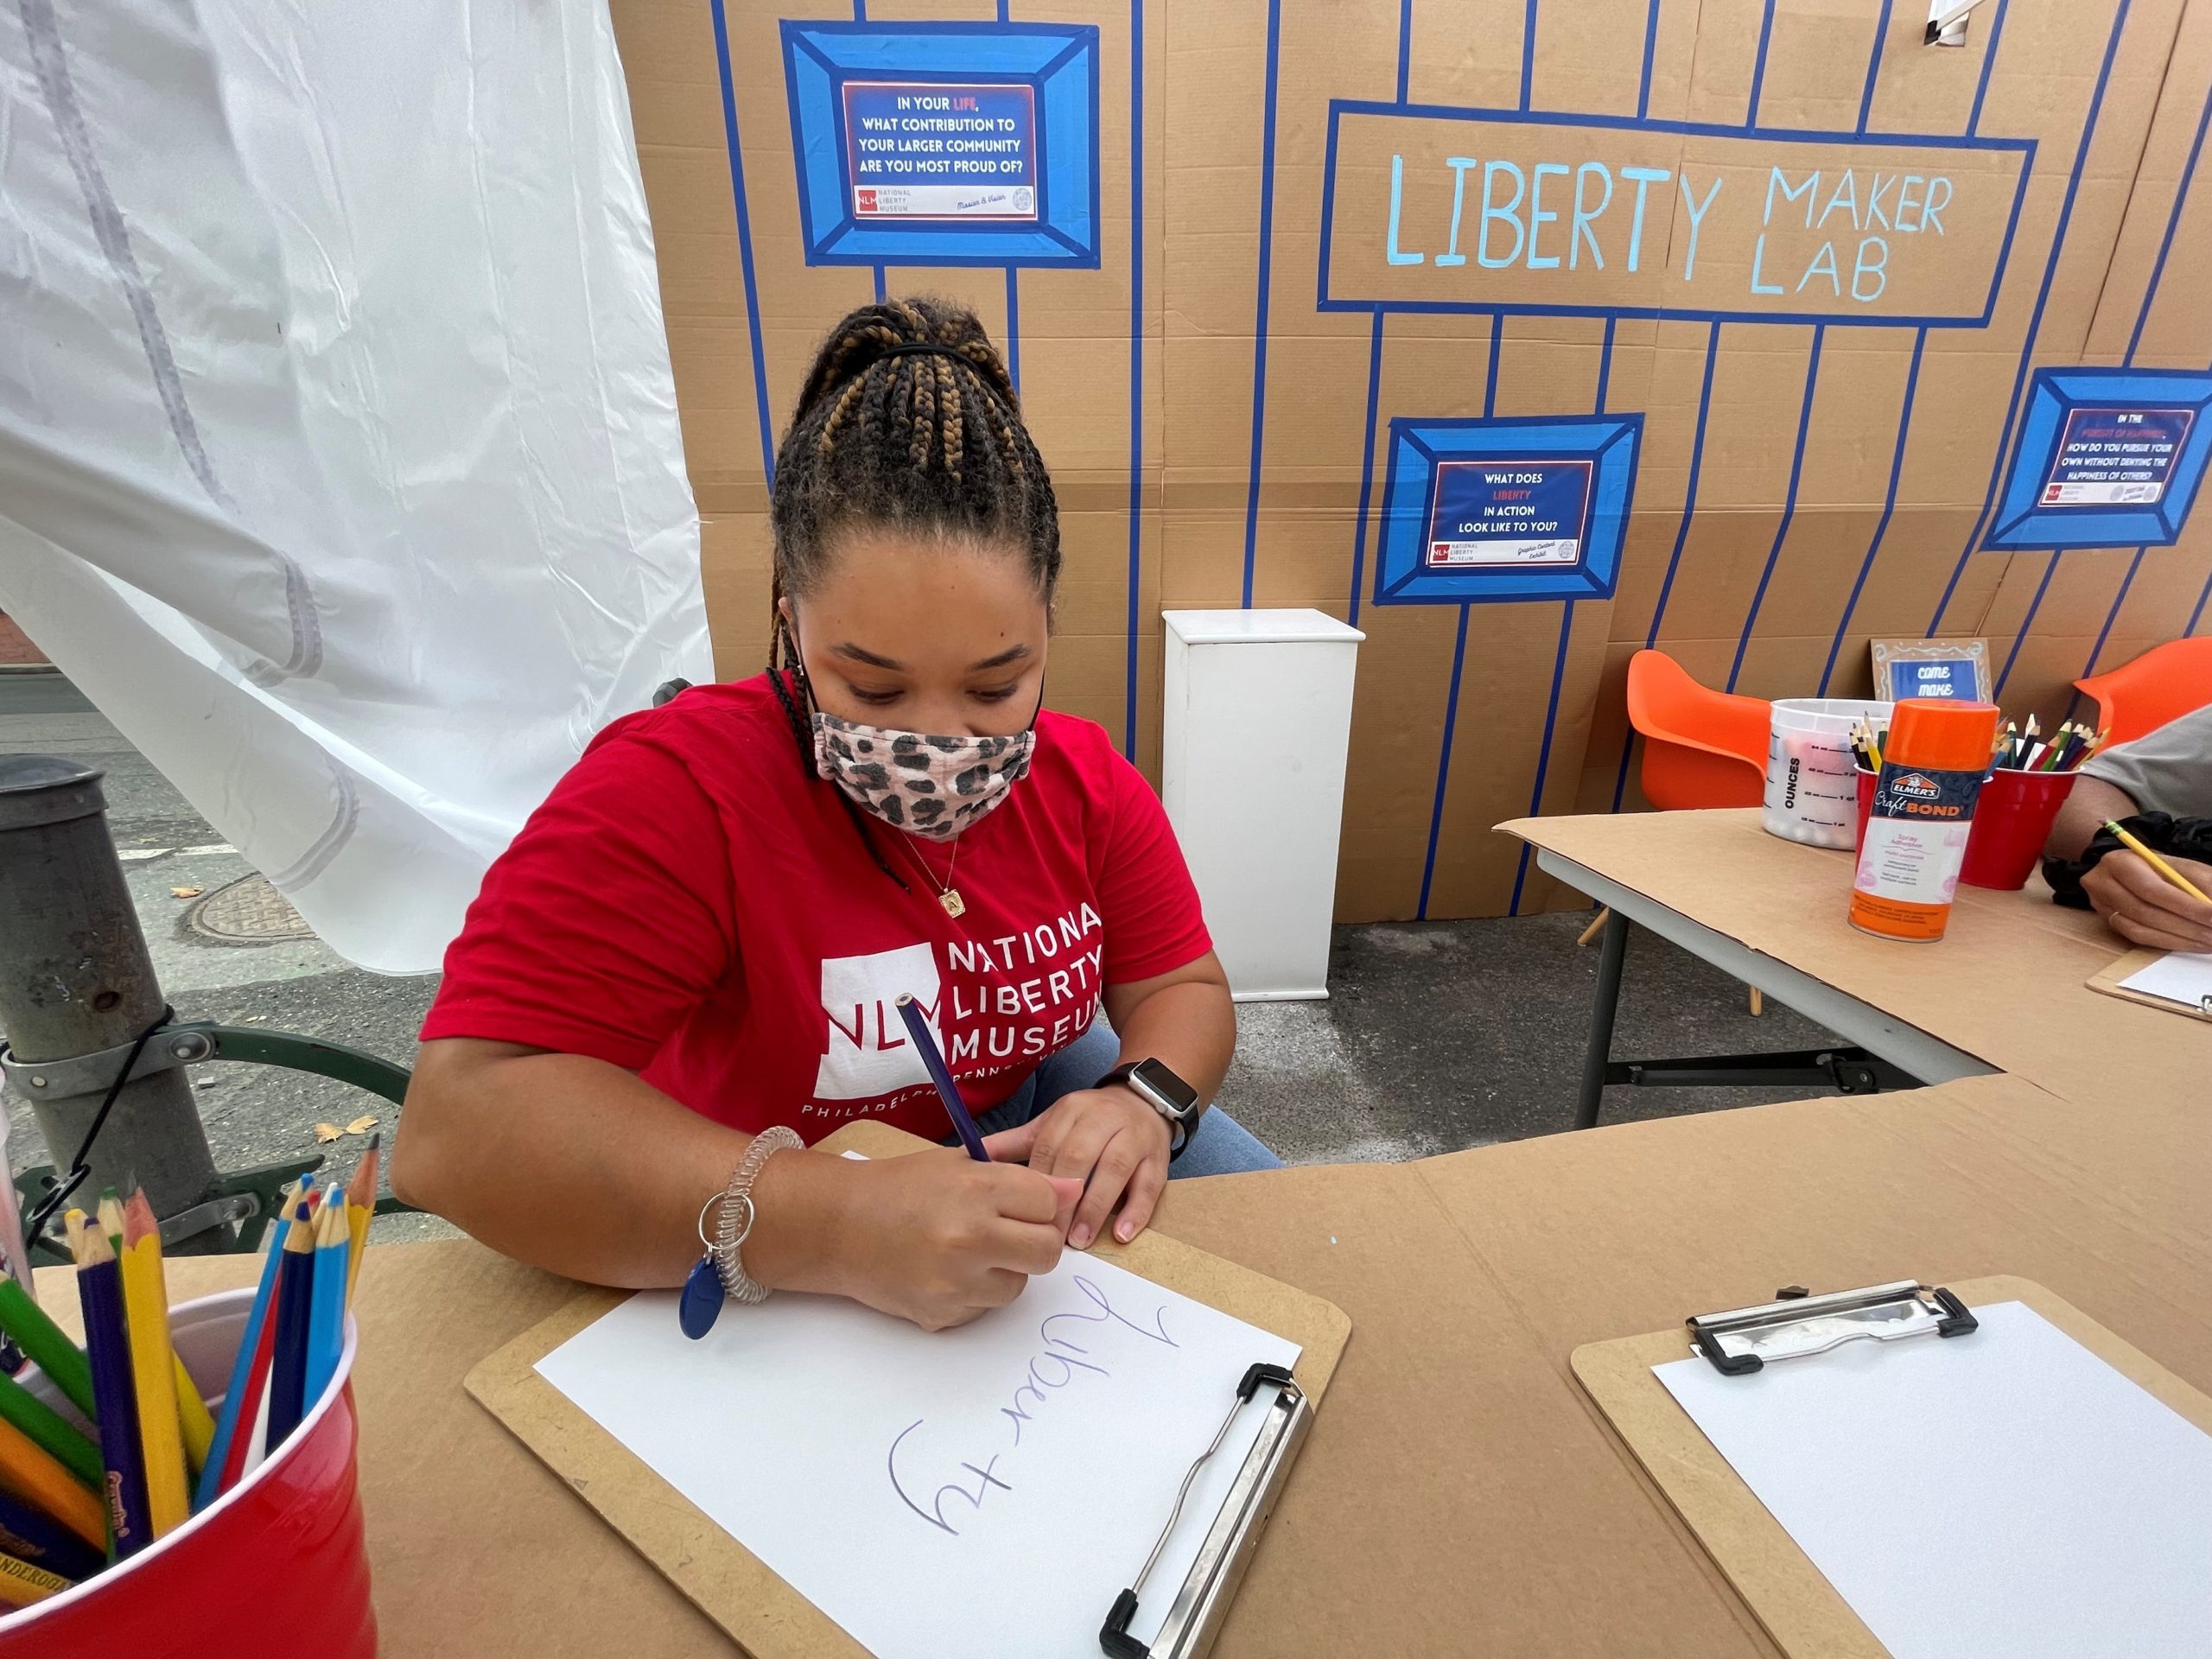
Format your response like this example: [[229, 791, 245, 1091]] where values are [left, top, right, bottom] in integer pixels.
[[2119, 949, 2212, 1014], [1658, 1301, 2212, 1659], [536, 1255, 1300, 1659]]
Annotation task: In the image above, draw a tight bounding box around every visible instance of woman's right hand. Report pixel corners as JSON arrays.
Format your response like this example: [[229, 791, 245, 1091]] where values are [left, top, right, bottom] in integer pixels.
[[798, 1148, 1069, 1331]]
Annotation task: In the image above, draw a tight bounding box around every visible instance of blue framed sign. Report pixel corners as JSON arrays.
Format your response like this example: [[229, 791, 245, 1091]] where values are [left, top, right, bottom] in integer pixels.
[[1869, 639, 1992, 702], [1986, 368, 2212, 550], [779, 21, 1101, 268], [1374, 415, 1642, 604]]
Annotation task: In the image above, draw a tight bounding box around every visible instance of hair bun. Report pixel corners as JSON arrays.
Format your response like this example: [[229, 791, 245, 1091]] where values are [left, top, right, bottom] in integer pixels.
[[790, 296, 1018, 429]]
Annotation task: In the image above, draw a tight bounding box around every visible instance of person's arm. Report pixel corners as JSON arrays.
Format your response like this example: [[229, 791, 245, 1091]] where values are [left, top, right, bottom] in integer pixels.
[[390, 731, 1063, 1328], [2078, 855, 2212, 952], [2046, 774, 2139, 860], [983, 954, 1236, 1249], [391, 1039, 1065, 1327]]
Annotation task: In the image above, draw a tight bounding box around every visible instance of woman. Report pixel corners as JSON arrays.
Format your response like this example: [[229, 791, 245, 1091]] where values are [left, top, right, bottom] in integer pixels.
[[391, 297, 1279, 1331]]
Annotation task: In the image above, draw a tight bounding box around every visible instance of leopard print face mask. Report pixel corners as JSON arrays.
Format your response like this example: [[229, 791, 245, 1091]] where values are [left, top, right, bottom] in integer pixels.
[[811, 710, 1034, 840]]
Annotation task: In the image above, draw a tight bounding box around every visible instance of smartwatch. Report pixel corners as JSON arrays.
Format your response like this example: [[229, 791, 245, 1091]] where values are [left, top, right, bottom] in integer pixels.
[[1096, 1058, 1202, 1158]]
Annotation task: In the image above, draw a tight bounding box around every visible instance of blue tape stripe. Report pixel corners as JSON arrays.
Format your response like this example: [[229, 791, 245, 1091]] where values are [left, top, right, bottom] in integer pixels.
[[873, 265, 887, 303], [1415, 604, 1471, 919], [2123, 81, 2212, 364], [1819, 329, 1928, 694], [1994, 553, 2062, 694], [1239, 0, 1287, 609], [1005, 269, 1021, 397], [1347, 313, 1387, 629], [1637, 0, 1661, 120], [1640, 321, 1722, 654], [1726, 326, 1827, 691], [1747, 0, 1777, 124], [2082, 546, 2147, 674], [1397, 0, 1414, 103], [1414, 313, 1506, 917], [1509, 599, 1577, 912], [711, 0, 778, 486], [2190, 566, 2212, 634], [1521, 0, 1539, 111], [1509, 315, 1617, 906], [1612, 320, 1721, 812], [1927, 1, 2133, 632], [2009, 35, 2199, 662], [1966, 0, 2010, 135], [1857, 0, 1895, 134], [1123, 0, 1143, 759]]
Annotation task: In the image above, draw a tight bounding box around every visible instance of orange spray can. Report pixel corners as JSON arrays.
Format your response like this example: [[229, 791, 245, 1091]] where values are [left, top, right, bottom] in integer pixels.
[[1849, 699, 2002, 943]]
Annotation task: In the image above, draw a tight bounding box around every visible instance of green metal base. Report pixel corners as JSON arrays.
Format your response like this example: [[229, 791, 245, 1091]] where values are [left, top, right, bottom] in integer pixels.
[[12, 1020, 418, 1259]]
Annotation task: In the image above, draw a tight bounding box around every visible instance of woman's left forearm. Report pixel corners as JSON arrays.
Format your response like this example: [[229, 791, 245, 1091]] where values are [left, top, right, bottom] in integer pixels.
[[1103, 955, 1237, 1109]]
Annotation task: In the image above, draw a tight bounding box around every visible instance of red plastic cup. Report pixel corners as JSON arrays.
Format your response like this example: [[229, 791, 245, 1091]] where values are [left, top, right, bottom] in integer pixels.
[[0, 1289, 374, 1658], [1959, 766, 2079, 891], [1854, 766, 1876, 855]]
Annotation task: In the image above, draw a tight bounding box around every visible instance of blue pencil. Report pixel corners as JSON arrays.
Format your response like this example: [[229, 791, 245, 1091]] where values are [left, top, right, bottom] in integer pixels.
[[895, 994, 988, 1161], [263, 1204, 319, 1450], [0, 1484, 105, 1582], [67, 1215, 151, 1561], [301, 1200, 351, 1408], [194, 1180, 301, 1510]]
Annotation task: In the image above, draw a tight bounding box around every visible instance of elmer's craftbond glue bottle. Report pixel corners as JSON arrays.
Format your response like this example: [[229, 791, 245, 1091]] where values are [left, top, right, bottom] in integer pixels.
[[1849, 699, 2001, 944]]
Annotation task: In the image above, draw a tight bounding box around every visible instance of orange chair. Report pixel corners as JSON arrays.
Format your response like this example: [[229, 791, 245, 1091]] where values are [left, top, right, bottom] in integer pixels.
[[1624, 649, 1770, 810], [2074, 638, 2212, 747]]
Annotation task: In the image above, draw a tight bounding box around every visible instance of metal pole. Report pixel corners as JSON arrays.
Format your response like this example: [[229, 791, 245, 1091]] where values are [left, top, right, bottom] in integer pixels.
[[1574, 909, 1631, 1131], [0, 757, 232, 1252]]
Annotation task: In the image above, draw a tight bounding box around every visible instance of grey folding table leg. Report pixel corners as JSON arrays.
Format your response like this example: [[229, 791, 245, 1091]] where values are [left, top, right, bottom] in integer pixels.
[[1575, 909, 1630, 1129]]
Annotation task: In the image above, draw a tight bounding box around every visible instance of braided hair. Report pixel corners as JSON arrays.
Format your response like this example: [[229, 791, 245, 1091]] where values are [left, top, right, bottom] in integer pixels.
[[765, 296, 1059, 886]]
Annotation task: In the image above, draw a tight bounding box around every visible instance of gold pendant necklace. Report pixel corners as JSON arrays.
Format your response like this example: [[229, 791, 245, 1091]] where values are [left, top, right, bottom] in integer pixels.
[[901, 835, 964, 918]]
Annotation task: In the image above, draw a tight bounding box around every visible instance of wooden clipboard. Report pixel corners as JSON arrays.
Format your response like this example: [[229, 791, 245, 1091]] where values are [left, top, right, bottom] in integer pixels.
[[1572, 1275, 2212, 1659], [465, 1122, 1351, 1659], [2087, 945, 2212, 1020]]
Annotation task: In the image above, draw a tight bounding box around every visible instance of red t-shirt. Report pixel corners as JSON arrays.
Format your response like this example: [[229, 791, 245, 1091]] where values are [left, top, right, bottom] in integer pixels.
[[421, 677, 1211, 1142]]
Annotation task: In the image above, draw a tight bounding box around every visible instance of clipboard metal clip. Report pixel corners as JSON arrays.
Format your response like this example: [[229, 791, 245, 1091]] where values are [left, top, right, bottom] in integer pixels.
[[1688, 1280, 1979, 1376], [1099, 1361, 1308, 1659]]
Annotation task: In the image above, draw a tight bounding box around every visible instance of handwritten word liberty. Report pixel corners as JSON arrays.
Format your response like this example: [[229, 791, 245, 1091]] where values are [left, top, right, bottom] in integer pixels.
[[886, 1275, 1179, 1536]]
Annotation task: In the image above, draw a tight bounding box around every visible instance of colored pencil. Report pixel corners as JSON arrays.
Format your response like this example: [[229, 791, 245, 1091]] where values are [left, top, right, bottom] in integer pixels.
[[2105, 820, 2212, 904], [345, 1137, 378, 1307], [117, 1192, 189, 1536], [0, 1358, 102, 1491], [219, 1191, 311, 1495], [0, 1548, 71, 1609], [0, 1280, 96, 1426], [264, 1198, 321, 1450], [0, 1413, 106, 1555], [97, 1191, 125, 1254], [196, 1182, 297, 1510], [302, 1199, 351, 1409], [894, 994, 988, 1160], [0, 1483, 104, 1582], [69, 1217, 150, 1560]]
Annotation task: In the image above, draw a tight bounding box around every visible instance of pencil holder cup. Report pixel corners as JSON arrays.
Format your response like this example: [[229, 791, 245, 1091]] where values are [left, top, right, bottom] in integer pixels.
[[0, 1289, 373, 1659], [1853, 766, 1876, 855], [1959, 767, 2078, 892]]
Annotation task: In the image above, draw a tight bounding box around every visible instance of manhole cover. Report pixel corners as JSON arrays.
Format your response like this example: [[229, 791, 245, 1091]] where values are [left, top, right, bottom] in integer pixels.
[[182, 874, 316, 944]]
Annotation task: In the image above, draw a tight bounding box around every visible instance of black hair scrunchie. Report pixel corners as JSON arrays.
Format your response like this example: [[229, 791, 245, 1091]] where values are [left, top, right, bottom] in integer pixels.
[[2043, 811, 2212, 910]]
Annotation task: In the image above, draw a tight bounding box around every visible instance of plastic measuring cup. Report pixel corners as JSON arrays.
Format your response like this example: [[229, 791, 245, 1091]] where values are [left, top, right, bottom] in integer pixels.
[[1764, 698, 1892, 849]]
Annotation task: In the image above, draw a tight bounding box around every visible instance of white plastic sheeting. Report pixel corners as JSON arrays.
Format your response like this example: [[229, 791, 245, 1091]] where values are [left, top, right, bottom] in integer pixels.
[[0, 0, 709, 972]]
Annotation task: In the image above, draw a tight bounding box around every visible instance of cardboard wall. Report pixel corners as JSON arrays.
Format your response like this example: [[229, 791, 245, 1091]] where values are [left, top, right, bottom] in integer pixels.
[[613, 0, 2212, 923]]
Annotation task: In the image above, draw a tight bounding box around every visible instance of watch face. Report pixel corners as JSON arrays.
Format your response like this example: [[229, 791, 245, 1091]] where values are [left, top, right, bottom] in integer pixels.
[[1132, 1058, 1199, 1118]]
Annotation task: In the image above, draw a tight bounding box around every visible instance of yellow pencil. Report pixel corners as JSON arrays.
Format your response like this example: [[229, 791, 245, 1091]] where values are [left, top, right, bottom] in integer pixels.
[[2105, 820, 2212, 904], [0, 1548, 71, 1610], [345, 1135, 379, 1307], [118, 1192, 190, 1535]]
